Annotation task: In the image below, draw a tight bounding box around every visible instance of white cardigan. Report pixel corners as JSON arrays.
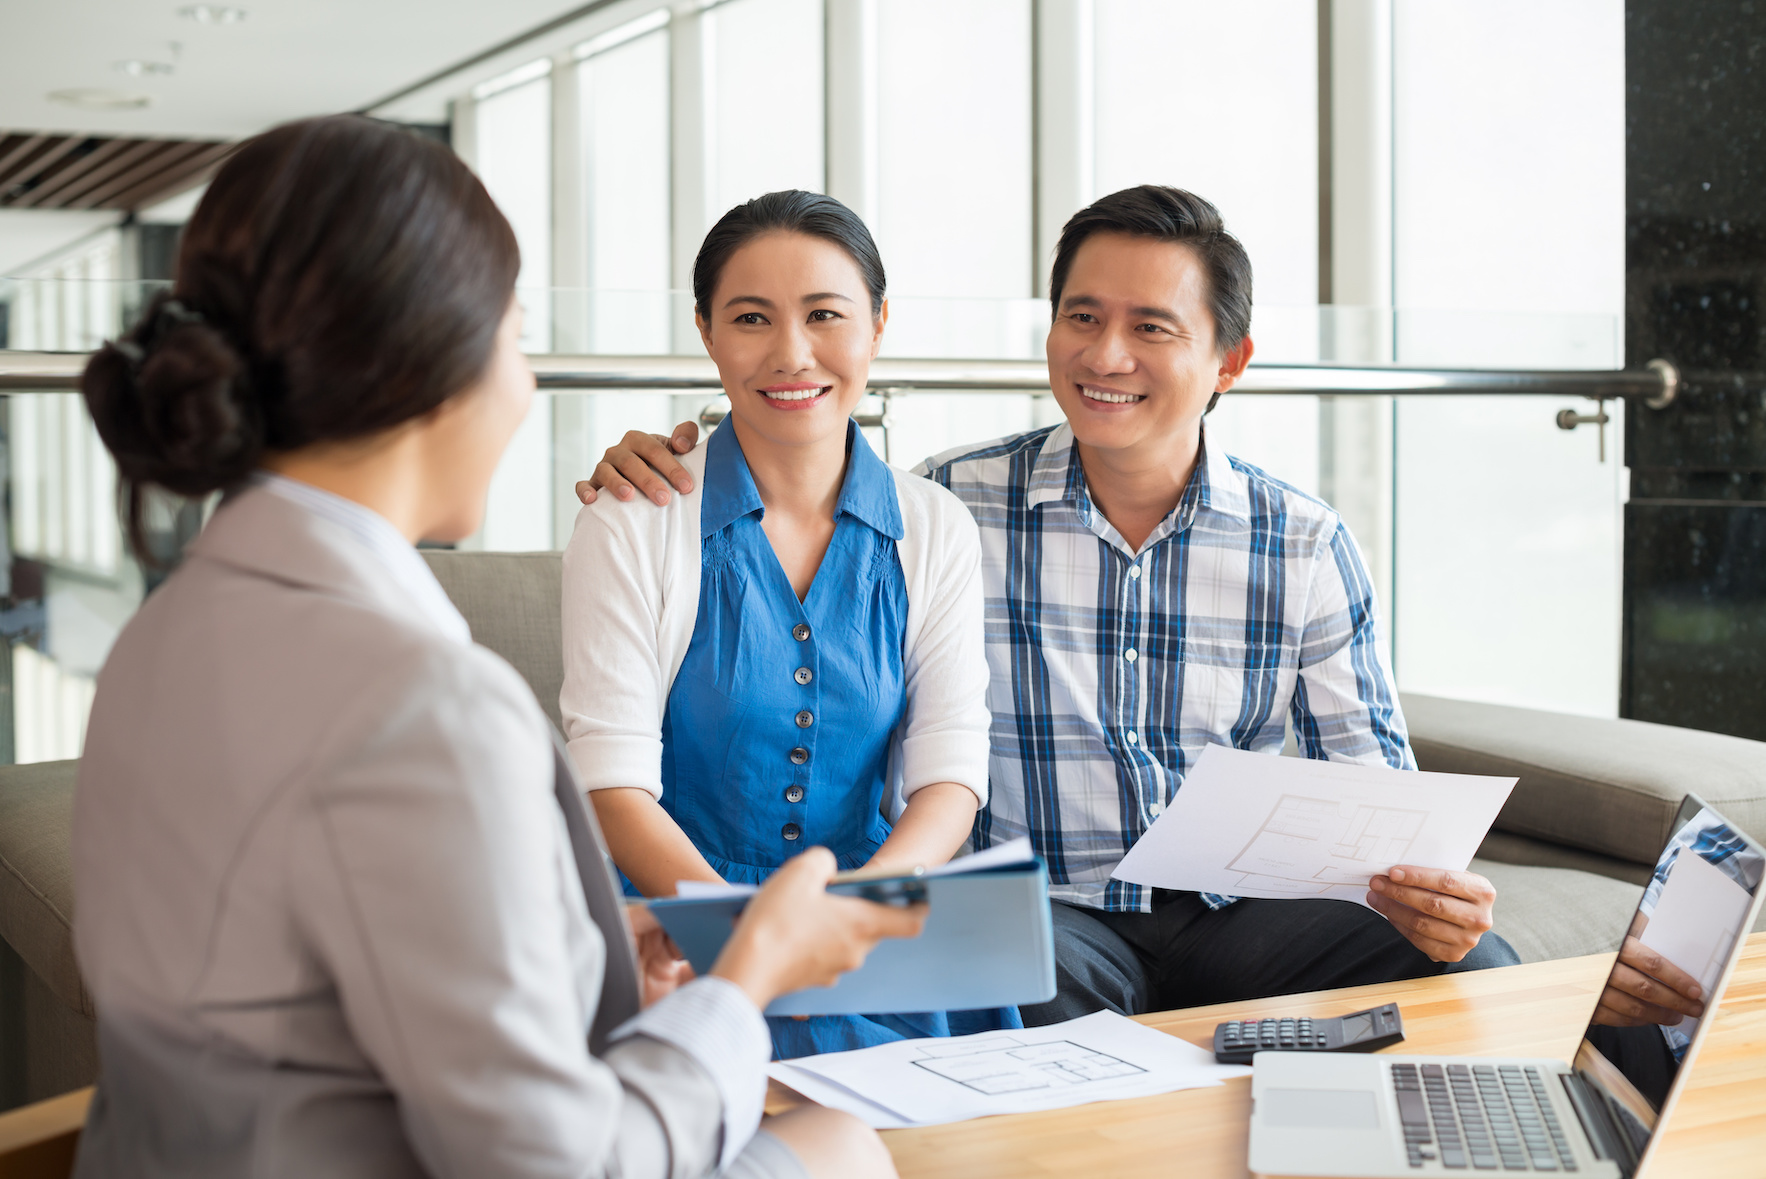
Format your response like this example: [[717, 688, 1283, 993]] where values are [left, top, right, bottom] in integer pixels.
[[560, 441, 992, 817]]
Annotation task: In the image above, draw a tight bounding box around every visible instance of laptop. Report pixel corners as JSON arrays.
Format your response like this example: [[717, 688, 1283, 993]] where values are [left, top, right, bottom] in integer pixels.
[[1248, 792, 1765, 1178]]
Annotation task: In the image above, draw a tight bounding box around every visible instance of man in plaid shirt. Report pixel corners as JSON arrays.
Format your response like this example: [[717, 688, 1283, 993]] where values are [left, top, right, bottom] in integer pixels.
[[581, 185, 1519, 1022]]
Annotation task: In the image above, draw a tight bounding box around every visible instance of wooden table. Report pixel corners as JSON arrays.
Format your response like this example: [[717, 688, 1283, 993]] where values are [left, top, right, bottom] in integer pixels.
[[769, 931, 1766, 1178]]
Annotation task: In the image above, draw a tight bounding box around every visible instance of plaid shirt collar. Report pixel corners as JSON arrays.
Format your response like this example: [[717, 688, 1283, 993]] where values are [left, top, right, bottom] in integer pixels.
[[1025, 422, 1250, 551]]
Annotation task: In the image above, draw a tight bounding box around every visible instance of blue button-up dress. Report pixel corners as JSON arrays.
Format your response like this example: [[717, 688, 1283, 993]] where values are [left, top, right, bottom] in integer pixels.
[[658, 421, 1020, 1058]]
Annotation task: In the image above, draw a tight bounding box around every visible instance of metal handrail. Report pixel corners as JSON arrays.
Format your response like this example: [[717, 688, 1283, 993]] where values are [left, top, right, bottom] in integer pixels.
[[0, 350, 1681, 407]]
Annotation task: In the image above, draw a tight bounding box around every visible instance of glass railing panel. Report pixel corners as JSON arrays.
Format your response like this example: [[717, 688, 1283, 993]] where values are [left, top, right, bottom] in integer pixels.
[[1391, 307, 1625, 719]]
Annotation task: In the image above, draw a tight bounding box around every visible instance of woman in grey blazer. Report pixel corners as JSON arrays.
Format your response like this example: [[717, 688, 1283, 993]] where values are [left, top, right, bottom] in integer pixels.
[[71, 115, 920, 1179]]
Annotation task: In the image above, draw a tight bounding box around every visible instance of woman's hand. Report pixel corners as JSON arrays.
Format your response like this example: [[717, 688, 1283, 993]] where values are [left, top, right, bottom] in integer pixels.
[[575, 423, 700, 506], [1592, 934, 1705, 1027], [712, 847, 927, 1011], [862, 781, 980, 876], [627, 902, 696, 1008]]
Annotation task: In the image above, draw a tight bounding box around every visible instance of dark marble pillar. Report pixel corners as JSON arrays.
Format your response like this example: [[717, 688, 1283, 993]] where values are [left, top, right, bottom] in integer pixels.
[[1624, 2, 1766, 738]]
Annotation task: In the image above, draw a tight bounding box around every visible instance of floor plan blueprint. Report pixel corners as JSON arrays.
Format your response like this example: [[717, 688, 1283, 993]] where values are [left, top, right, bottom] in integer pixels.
[[1225, 794, 1427, 893], [909, 1035, 1147, 1095], [769, 1010, 1246, 1127], [1110, 743, 1517, 906]]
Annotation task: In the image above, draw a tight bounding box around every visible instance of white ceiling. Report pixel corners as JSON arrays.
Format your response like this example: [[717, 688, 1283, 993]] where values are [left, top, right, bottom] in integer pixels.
[[0, 0, 605, 140]]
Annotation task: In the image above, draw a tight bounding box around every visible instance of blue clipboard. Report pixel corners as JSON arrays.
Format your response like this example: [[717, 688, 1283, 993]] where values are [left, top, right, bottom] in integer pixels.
[[647, 859, 1056, 1017]]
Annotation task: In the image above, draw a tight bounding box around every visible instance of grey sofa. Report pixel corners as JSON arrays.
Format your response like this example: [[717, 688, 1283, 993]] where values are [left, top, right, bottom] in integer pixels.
[[3, 550, 1764, 1110]]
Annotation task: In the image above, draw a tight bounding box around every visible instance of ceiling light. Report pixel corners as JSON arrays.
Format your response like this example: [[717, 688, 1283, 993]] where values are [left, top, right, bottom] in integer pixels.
[[178, 4, 247, 23], [48, 89, 152, 110], [116, 60, 176, 76]]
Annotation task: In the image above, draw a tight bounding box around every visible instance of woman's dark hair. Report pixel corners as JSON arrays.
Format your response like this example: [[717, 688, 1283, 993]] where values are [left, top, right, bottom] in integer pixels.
[[1049, 185, 1252, 412], [82, 114, 520, 561], [692, 190, 885, 320]]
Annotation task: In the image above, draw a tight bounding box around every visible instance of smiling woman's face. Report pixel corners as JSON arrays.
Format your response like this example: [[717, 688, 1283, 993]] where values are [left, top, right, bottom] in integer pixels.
[[697, 230, 885, 455]]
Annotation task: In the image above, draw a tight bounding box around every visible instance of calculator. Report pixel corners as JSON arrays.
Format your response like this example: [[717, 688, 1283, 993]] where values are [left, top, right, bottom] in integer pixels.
[[1212, 1002, 1404, 1064]]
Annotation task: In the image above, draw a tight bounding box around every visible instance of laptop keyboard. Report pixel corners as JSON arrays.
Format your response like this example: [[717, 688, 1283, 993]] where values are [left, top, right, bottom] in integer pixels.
[[1391, 1062, 1580, 1171]]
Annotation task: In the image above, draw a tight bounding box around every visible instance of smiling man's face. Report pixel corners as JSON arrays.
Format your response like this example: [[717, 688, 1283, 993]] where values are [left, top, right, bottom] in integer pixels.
[[1046, 231, 1249, 463]]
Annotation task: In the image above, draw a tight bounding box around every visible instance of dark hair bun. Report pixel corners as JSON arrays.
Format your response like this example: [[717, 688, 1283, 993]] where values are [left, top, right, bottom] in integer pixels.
[[79, 116, 519, 564], [84, 295, 263, 500]]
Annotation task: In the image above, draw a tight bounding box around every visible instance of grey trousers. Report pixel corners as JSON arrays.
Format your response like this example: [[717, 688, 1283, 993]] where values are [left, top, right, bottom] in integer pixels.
[[1024, 891, 1523, 1025], [721, 1129, 811, 1179]]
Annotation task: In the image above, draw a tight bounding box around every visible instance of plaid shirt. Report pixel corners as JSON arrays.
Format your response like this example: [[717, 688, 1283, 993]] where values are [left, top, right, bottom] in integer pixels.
[[916, 423, 1413, 913]]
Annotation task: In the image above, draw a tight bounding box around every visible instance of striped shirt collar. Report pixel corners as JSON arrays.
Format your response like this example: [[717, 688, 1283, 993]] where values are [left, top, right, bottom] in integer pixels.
[[252, 472, 471, 646], [1026, 422, 1250, 545]]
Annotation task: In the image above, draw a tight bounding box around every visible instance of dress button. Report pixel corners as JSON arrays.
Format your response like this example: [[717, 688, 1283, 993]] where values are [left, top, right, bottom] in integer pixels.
[[782, 823, 802, 841], [794, 666, 813, 685], [1126, 730, 1139, 745], [786, 786, 805, 803], [1129, 564, 1143, 580], [795, 710, 815, 728], [793, 623, 811, 641], [789, 746, 810, 765], [1125, 648, 1138, 663], [1148, 800, 1163, 816]]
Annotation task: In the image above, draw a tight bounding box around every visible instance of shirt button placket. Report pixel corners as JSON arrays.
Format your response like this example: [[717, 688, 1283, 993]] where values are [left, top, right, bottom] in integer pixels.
[[1119, 553, 1145, 759], [788, 619, 816, 838]]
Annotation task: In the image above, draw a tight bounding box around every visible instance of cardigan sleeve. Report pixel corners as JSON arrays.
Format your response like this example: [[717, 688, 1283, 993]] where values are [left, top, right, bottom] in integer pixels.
[[892, 473, 993, 807], [557, 501, 675, 799], [559, 447, 706, 797]]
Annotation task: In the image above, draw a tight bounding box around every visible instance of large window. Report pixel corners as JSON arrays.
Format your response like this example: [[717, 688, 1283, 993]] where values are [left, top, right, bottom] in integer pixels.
[[448, 0, 1626, 716], [1095, 0, 1322, 497], [0, 0, 1634, 764], [473, 70, 556, 553], [1390, 0, 1625, 715], [709, 0, 825, 217]]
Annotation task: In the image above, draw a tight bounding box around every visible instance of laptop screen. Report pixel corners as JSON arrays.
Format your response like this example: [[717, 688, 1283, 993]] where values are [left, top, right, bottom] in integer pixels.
[[1568, 793, 1763, 1169]]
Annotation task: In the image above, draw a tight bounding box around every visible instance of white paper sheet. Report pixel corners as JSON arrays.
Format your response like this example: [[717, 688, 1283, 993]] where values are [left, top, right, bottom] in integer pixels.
[[767, 1063, 919, 1129], [1638, 849, 1754, 1036], [1111, 745, 1515, 906], [770, 1010, 1248, 1127], [674, 837, 1035, 899]]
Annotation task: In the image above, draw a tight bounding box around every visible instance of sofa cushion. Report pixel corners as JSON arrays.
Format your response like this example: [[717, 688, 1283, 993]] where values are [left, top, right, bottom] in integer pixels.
[[1471, 857, 1643, 964], [0, 761, 89, 1018], [421, 550, 564, 730], [1475, 830, 1651, 886], [1405, 693, 1766, 866]]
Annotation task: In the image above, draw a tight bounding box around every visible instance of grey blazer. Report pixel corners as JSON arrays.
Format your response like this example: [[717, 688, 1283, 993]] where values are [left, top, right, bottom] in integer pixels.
[[71, 486, 763, 1179]]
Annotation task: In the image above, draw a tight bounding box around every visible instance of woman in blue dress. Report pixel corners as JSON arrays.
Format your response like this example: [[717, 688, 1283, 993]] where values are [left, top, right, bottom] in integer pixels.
[[560, 190, 1019, 1058]]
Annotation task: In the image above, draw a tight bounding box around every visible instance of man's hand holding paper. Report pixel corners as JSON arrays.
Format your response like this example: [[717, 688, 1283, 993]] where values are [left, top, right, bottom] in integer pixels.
[[1111, 745, 1516, 963], [1366, 865, 1499, 963]]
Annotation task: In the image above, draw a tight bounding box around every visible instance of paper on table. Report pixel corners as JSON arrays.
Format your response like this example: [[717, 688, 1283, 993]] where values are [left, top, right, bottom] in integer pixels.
[[673, 837, 1035, 899], [768, 1063, 918, 1129], [1638, 849, 1754, 1036], [772, 1010, 1248, 1127], [1112, 745, 1515, 907]]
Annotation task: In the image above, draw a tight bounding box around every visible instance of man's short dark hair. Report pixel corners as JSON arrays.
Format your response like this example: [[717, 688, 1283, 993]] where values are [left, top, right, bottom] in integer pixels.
[[1049, 186, 1253, 411]]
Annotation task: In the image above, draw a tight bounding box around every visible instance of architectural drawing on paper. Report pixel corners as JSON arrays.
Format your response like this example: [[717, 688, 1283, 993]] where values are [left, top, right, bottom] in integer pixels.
[[1224, 794, 1427, 894], [908, 1035, 1148, 1096]]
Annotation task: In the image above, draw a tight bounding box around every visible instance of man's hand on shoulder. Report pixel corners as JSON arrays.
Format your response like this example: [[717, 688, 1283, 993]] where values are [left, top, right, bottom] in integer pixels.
[[1366, 866, 1497, 963], [574, 422, 701, 506]]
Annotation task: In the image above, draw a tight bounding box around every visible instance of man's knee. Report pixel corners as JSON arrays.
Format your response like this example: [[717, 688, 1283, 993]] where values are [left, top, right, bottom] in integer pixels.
[[1021, 902, 1150, 1026], [1443, 931, 1522, 973]]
